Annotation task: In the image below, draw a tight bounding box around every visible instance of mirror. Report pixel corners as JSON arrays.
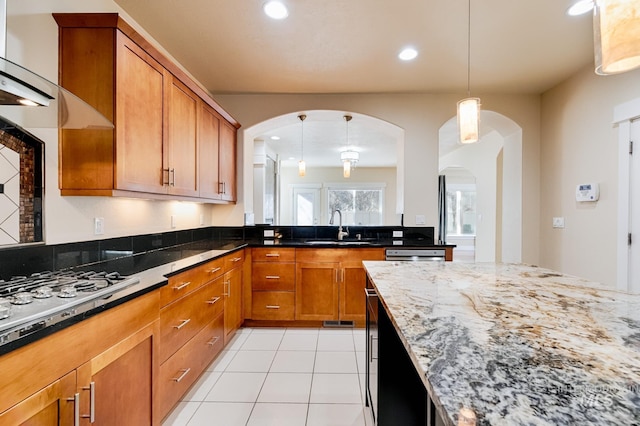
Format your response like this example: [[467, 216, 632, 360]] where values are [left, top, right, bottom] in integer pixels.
[[252, 110, 404, 226]]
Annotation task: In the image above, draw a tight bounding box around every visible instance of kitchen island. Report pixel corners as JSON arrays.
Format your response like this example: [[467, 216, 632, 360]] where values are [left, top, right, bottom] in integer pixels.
[[363, 261, 640, 425]]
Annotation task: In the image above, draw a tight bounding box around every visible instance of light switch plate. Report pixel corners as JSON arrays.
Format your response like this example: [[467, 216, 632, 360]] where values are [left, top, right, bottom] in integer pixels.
[[94, 217, 104, 235], [552, 217, 565, 228], [393, 230, 403, 238], [264, 229, 275, 237], [415, 215, 426, 225]]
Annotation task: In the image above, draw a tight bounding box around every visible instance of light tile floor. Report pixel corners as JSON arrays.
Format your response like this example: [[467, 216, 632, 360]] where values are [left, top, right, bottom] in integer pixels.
[[163, 327, 372, 426]]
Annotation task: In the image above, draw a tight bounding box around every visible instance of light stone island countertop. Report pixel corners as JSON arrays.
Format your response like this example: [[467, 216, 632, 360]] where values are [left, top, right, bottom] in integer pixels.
[[362, 261, 640, 426]]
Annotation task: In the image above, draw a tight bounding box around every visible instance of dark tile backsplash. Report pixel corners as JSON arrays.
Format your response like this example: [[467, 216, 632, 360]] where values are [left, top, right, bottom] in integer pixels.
[[0, 225, 434, 280]]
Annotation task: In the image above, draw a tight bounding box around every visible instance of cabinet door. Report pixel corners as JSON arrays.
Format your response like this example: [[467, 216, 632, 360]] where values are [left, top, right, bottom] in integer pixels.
[[76, 324, 155, 426], [0, 371, 76, 426], [295, 262, 339, 321], [224, 267, 243, 343], [218, 120, 237, 201], [115, 33, 166, 194], [340, 260, 369, 322], [198, 102, 221, 199], [167, 77, 198, 196]]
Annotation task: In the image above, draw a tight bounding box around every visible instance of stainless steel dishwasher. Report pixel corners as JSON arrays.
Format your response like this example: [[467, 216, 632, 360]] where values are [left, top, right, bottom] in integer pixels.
[[384, 248, 446, 261]]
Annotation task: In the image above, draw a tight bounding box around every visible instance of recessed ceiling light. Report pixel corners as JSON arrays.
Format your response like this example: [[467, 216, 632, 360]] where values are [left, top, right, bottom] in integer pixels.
[[264, 1, 289, 19], [398, 47, 418, 61], [567, 0, 594, 16], [270, 135, 281, 140]]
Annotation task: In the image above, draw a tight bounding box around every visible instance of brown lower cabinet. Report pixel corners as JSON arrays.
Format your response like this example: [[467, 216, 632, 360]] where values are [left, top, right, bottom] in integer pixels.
[[0, 249, 248, 426], [0, 291, 158, 425]]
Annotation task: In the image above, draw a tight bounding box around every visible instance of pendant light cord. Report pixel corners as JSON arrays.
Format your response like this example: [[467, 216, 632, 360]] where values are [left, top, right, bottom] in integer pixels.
[[467, 0, 471, 97]]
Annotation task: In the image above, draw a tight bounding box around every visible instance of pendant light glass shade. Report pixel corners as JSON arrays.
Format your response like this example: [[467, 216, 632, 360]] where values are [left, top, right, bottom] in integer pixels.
[[594, 0, 640, 75], [457, 0, 480, 144], [298, 114, 306, 177], [343, 160, 351, 178], [457, 97, 481, 144]]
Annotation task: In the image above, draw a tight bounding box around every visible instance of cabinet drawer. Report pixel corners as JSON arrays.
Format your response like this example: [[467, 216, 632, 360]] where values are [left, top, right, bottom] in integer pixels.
[[161, 258, 225, 307], [159, 278, 224, 362], [224, 250, 245, 271], [159, 312, 224, 419], [252, 247, 296, 262], [251, 292, 295, 320], [252, 263, 295, 291]]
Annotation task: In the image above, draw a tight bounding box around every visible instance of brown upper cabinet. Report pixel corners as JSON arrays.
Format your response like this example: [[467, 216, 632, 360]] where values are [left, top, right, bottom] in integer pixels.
[[53, 13, 240, 203]]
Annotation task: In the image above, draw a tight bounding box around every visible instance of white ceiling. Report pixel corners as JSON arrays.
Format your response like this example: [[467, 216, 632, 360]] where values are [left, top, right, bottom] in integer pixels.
[[114, 0, 594, 165]]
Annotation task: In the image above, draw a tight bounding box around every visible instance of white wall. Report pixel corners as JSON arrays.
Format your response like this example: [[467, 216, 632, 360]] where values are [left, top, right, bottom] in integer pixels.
[[6, 0, 219, 244], [214, 93, 542, 264], [540, 64, 640, 287]]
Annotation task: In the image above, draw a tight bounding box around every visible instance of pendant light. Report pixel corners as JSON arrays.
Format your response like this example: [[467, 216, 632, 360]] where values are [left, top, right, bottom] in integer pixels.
[[457, 0, 480, 144], [298, 114, 306, 176], [342, 115, 356, 178], [594, 0, 640, 75]]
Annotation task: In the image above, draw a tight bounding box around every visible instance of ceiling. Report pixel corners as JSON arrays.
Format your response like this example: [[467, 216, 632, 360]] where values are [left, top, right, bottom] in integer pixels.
[[114, 0, 594, 165]]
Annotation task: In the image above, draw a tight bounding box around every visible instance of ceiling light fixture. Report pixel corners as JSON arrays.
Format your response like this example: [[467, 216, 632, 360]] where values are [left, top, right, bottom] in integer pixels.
[[398, 47, 418, 61], [263, 1, 289, 19], [270, 135, 281, 140], [594, 0, 640, 75], [298, 114, 306, 177], [567, 0, 594, 16], [342, 115, 357, 178], [457, 0, 480, 144]]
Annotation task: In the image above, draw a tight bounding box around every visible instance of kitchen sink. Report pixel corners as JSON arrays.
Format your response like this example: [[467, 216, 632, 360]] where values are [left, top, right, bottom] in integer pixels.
[[305, 240, 373, 245]]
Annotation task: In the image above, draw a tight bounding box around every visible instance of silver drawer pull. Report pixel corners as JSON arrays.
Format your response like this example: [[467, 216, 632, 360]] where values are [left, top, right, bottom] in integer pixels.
[[208, 267, 222, 274], [66, 392, 80, 426], [265, 275, 280, 279], [265, 305, 280, 309], [206, 296, 221, 305], [81, 382, 95, 422], [173, 368, 191, 382], [232, 257, 242, 262], [173, 281, 191, 291], [207, 336, 220, 346], [174, 319, 191, 329], [265, 253, 280, 257]]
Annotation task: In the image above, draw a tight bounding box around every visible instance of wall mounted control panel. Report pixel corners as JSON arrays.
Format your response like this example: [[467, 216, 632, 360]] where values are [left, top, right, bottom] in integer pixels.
[[576, 183, 599, 202]]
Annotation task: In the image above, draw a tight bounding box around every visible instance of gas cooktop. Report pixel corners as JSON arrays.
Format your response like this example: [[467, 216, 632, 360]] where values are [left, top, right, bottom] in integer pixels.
[[0, 270, 140, 348]]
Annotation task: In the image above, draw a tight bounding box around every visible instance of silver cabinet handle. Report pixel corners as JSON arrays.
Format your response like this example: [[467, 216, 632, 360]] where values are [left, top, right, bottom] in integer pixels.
[[81, 382, 95, 423], [206, 296, 221, 305], [223, 182, 226, 194], [170, 168, 176, 186], [163, 168, 170, 186], [207, 336, 220, 346], [223, 281, 230, 297], [66, 392, 80, 426], [232, 257, 242, 262], [173, 368, 191, 382], [265, 305, 280, 309], [173, 281, 191, 291], [265, 253, 280, 257], [265, 275, 280, 279], [208, 267, 222, 274], [174, 319, 191, 329]]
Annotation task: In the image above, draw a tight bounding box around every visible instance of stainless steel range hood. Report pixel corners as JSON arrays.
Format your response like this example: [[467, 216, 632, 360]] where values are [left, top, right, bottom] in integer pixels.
[[0, 1, 113, 129]]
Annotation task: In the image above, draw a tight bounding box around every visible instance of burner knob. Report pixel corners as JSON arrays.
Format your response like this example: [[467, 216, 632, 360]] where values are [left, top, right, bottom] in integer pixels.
[[13, 292, 33, 305], [58, 285, 77, 298], [0, 298, 11, 319]]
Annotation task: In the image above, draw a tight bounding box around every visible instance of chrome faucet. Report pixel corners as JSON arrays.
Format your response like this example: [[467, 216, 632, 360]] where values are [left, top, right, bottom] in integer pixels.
[[329, 209, 349, 240]]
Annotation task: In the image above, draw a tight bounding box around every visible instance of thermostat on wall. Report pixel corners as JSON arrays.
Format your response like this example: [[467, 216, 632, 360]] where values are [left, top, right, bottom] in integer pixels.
[[576, 183, 599, 202]]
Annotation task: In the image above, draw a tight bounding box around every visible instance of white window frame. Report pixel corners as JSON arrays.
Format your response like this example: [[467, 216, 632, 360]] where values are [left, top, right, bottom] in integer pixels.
[[324, 182, 386, 226]]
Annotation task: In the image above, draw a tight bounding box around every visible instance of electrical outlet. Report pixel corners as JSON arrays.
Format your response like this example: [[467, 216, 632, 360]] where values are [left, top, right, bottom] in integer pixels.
[[199, 214, 205, 226], [415, 215, 426, 225], [552, 217, 565, 228], [393, 230, 403, 238], [94, 217, 104, 235], [171, 215, 177, 229]]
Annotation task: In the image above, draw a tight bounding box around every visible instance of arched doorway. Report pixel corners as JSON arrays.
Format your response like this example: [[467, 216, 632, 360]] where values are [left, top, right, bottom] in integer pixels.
[[438, 111, 522, 263], [243, 110, 405, 226]]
